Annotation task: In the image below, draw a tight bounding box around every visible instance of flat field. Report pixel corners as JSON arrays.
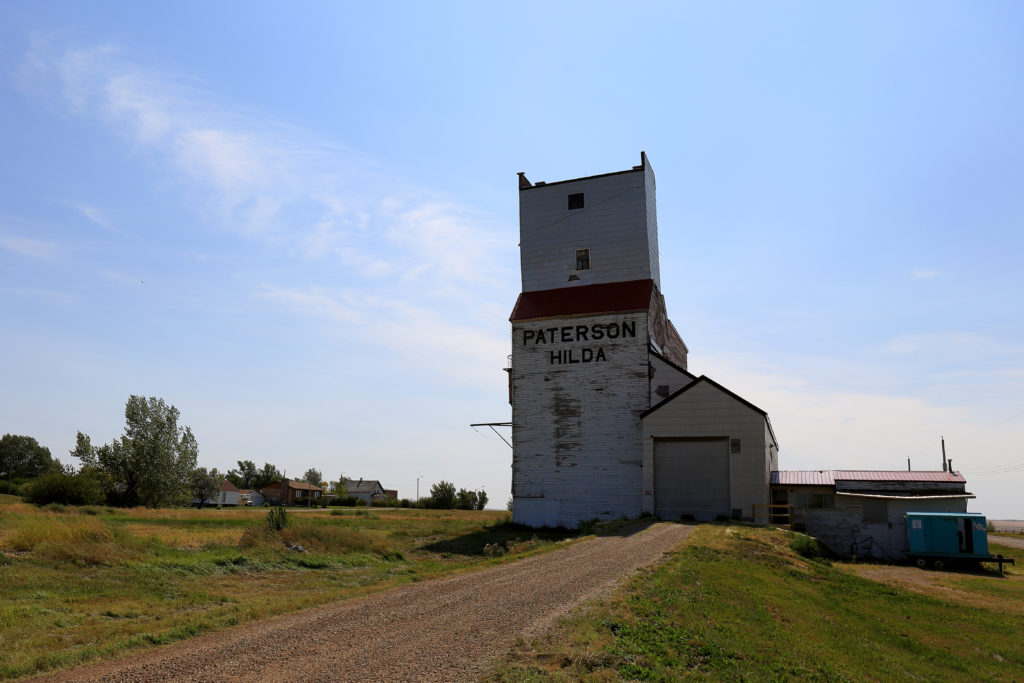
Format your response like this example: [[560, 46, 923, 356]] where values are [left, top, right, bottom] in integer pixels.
[[0, 502, 575, 680], [494, 524, 1024, 681]]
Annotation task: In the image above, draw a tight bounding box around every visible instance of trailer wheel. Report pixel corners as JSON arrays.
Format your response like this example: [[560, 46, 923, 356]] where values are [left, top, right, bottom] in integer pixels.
[[933, 559, 945, 570], [915, 557, 927, 569]]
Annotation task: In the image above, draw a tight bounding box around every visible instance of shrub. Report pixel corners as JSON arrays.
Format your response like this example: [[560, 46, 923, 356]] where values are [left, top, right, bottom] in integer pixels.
[[265, 506, 289, 533], [986, 521, 996, 533], [355, 498, 367, 507], [789, 533, 824, 560], [0, 479, 23, 495], [400, 498, 411, 508], [24, 471, 105, 506]]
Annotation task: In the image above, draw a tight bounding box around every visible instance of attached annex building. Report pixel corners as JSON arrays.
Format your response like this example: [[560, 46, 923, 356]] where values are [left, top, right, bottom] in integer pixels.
[[509, 153, 778, 528]]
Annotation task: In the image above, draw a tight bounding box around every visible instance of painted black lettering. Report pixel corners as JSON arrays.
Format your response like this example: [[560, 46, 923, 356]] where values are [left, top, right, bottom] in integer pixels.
[[596, 348, 607, 361], [536, 329, 546, 344], [547, 327, 558, 343], [591, 324, 605, 340], [523, 329, 535, 345], [582, 348, 593, 362], [607, 323, 620, 339], [550, 350, 562, 365], [575, 325, 588, 341], [568, 350, 579, 363], [622, 320, 636, 338], [561, 326, 572, 343]]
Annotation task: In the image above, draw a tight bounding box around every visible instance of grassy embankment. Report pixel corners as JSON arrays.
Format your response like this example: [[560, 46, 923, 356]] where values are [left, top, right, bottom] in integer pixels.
[[0, 501, 578, 680], [494, 524, 1024, 681]]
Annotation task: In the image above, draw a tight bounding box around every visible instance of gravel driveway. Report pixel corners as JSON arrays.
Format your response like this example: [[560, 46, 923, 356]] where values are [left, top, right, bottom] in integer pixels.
[[990, 534, 1024, 552], [33, 521, 695, 682]]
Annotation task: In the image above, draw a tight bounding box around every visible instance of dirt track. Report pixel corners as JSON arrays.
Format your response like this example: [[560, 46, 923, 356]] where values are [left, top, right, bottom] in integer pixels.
[[32, 522, 695, 682]]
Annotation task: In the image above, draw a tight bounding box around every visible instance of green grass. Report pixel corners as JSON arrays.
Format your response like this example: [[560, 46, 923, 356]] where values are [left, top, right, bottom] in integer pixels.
[[493, 524, 1024, 681], [0, 503, 580, 679]]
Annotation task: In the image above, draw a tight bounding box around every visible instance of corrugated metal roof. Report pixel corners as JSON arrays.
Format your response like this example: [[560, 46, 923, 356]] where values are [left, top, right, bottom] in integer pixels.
[[835, 492, 976, 500], [509, 279, 654, 321], [772, 470, 966, 486], [771, 471, 836, 486]]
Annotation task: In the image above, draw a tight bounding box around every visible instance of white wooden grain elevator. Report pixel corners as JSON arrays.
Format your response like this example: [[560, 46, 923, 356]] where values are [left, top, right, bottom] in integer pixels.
[[509, 153, 779, 528]]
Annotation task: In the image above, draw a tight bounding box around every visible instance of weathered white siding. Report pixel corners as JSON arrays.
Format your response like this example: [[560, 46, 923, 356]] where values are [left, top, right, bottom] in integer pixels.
[[511, 312, 650, 527], [642, 156, 660, 288], [219, 490, 239, 506], [519, 166, 658, 293], [648, 353, 694, 405], [642, 380, 772, 520]]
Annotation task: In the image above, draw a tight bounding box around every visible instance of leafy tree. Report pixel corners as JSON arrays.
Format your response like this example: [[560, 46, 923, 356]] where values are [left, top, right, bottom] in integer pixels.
[[0, 434, 58, 480], [429, 480, 457, 509], [302, 468, 322, 486], [73, 395, 198, 507], [253, 463, 282, 490], [456, 488, 478, 510], [226, 460, 259, 488], [24, 467, 105, 506], [190, 467, 222, 508], [475, 489, 488, 510], [331, 476, 347, 497]]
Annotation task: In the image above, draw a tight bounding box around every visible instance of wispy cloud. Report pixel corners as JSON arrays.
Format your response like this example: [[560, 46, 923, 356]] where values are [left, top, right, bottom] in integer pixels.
[[260, 284, 508, 387], [911, 267, 940, 280], [62, 201, 119, 233], [0, 231, 58, 258], [23, 39, 514, 295]]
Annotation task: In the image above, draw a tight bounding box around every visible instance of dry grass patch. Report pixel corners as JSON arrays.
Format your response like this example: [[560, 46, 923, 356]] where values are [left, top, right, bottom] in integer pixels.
[[0, 504, 565, 680]]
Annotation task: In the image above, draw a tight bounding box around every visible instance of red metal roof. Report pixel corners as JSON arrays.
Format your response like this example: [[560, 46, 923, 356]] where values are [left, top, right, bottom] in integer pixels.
[[510, 279, 654, 322], [772, 470, 966, 486]]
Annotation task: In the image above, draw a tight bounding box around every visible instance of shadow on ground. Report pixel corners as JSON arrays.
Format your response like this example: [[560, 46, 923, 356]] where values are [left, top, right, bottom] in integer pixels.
[[419, 518, 675, 556]]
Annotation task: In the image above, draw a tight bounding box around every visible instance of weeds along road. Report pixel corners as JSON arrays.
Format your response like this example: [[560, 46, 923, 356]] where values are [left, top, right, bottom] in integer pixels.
[[33, 521, 695, 683]]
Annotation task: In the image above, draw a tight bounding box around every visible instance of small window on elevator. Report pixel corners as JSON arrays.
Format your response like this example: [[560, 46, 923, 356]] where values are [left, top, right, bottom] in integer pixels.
[[575, 248, 590, 270], [568, 193, 584, 210]]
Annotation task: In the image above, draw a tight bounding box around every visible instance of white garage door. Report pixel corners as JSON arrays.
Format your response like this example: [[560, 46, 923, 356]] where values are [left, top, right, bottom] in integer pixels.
[[654, 438, 730, 521]]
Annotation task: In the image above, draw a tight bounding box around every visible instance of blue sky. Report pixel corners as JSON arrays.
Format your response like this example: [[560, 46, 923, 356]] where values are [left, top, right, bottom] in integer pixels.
[[2, 2, 1022, 515]]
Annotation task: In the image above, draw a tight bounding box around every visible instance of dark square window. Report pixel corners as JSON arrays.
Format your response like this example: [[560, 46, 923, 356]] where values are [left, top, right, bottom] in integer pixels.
[[575, 248, 590, 270], [568, 193, 584, 210], [863, 500, 887, 523], [730, 438, 741, 454]]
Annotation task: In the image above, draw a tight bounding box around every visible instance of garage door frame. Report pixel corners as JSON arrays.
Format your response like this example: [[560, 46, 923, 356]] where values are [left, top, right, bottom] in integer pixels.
[[653, 436, 731, 521]]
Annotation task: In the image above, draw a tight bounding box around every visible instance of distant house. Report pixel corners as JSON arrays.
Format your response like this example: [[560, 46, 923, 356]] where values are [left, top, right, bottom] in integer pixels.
[[343, 479, 388, 504], [238, 489, 263, 506], [383, 489, 398, 501], [769, 470, 973, 560], [260, 479, 324, 506], [192, 479, 240, 507]]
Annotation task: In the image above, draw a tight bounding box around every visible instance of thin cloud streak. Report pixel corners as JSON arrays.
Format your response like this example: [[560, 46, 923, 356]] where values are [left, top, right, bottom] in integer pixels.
[[0, 231, 58, 259], [25, 40, 514, 295]]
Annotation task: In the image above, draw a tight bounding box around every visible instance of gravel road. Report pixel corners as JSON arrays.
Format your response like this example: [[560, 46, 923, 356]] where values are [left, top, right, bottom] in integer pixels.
[[990, 533, 1024, 551], [33, 521, 695, 682]]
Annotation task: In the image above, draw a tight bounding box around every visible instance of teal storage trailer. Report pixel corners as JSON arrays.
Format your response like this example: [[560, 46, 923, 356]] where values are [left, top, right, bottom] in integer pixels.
[[905, 511, 1014, 570]]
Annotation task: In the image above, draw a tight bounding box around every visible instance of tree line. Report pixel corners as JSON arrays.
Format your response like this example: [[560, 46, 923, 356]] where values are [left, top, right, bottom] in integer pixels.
[[5, 395, 492, 511], [5, 396, 329, 508]]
